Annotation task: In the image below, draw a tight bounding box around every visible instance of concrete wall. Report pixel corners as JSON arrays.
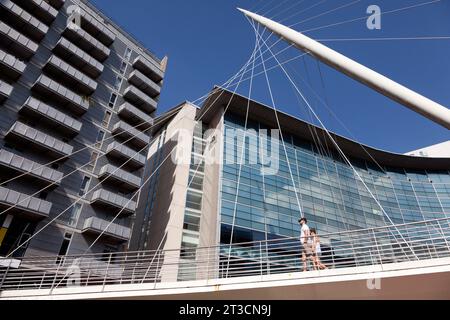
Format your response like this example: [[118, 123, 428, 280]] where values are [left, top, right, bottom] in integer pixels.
[[199, 108, 223, 248], [132, 104, 198, 281]]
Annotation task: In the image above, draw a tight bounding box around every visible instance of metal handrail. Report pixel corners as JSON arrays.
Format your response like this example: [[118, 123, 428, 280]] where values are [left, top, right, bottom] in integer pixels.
[[1, 217, 449, 292]]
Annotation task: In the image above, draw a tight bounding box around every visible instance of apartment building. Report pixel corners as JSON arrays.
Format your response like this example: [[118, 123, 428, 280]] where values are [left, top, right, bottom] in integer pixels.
[[0, 0, 167, 257]]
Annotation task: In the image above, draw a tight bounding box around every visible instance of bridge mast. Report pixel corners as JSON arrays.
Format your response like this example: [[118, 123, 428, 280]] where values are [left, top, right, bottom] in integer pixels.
[[238, 8, 450, 130]]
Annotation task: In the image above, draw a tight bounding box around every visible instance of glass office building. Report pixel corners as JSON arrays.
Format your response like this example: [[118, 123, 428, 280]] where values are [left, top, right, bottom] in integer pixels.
[[217, 102, 450, 247], [134, 88, 449, 276]]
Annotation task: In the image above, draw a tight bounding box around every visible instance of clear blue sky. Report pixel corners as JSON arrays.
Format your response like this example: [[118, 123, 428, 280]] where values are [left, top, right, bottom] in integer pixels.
[[92, 0, 450, 154]]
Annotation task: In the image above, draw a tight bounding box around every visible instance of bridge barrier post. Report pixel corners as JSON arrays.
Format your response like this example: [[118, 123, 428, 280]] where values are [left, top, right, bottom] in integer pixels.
[[49, 258, 63, 294], [437, 220, 450, 253], [102, 253, 112, 292], [153, 250, 162, 288], [372, 229, 383, 268], [0, 259, 12, 290], [259, 241, 263, 277]]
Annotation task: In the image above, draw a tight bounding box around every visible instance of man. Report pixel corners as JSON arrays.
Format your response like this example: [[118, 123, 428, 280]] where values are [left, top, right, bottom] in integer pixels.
[[298, 217, 312, 272]]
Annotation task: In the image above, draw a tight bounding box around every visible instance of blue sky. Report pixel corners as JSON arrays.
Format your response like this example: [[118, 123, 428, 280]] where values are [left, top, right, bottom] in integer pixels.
[[91, 0, 450, 154]]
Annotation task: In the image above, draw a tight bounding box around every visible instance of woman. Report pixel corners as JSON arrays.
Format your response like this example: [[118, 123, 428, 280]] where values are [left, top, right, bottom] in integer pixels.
[[310, 228, 328, 270]]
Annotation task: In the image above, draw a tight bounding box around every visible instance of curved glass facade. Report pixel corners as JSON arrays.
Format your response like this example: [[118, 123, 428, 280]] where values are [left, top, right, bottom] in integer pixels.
[[220, 113, 450, 244]]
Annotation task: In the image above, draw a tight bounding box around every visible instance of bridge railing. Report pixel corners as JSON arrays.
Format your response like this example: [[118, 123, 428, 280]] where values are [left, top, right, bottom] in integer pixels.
[[1, 217, 450, 292]]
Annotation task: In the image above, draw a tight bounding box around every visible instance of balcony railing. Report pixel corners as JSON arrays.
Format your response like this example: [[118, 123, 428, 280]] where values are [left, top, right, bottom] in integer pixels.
[[132, 55, 164, 83], [31, 74, 90, 115], [5, 121, 74, 160], [98, 164, 142, 191], [0, 0, 48, 41], [0, 48, 26, 80], [117, 102, 154, 130], [78, 9, 116, 46], [0, 79, 13, 103], [82, 216, 131, 243], [0, 22, 38, 60], [62, 26, 110, 62], [0, 217, 449, 292], [128, 69, 161, 98], [44, 55, 98, 95], [90, 188, 136, 215], [53, 37, 104, 78], [19, 97, 83, 137], [111, 121, 150, 149], [0, 149, 63, 187], [105, 141, 146, 169], [123, 85, 157, 113], [0, 185, 52, 220], [11, 0, 58, 25]]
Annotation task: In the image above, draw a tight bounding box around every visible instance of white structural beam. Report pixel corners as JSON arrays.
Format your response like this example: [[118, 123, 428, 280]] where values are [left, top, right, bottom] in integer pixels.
[[238, 8, 450, 130]]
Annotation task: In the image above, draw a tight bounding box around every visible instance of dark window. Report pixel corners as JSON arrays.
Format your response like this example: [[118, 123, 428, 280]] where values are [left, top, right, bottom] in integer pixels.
[[95, 130, 105, 148], [101, 246, 119, 263], [39, 192, 48, 200], [102, 111, 112, 127], [124, 48, 132, 61], [108, 93, 118, 107], [86, 152, 98, 172], [56, 233, 73, 264], [79, 176, 91, 196], [114, 76, 122, 91], [58, 233, 72, 256], [119, 61, 127, 75]]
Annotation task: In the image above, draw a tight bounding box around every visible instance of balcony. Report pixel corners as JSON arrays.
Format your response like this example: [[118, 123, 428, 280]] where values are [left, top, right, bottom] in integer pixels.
[[0, 79, 13, 103], [123, 85, 157, 114], [105, 141, 146, 169], [132, 56, 164, 83], [0, 0, 48, 41], [90, 189, 136, 216], [31, 75, 89, 115], [0, 48, 26, 80], [53, 37, 104, 78], [0, 149, 63, 187], [82, 217, 130, 243], [46, 0, 64, 9], [99, 164, 142, 191], [128, 69, 161, 98], [19, 97, 82, 137], [0, 186, 52, 220], [117, 102, 154, 130], [43, 55, 97, 95], [62, 26, 111, 62], [5, 122, 73, 160], [79, 11, 116, 46], [12, 0, 58, 25], [0, 22, 38, 60], [112, 121, 150, 149]]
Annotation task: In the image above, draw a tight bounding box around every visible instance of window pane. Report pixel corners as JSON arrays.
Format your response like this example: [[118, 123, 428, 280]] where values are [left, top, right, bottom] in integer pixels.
[[102, 111, 112, 127], [79, 177, 90, 196], [119, 61, 127, 74], [108, 93, 118, 107], [124, 48, 132, 61]]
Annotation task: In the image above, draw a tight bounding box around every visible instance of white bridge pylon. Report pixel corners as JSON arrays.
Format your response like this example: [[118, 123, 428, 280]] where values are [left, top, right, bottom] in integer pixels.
[[238, 8, 450, 130]]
